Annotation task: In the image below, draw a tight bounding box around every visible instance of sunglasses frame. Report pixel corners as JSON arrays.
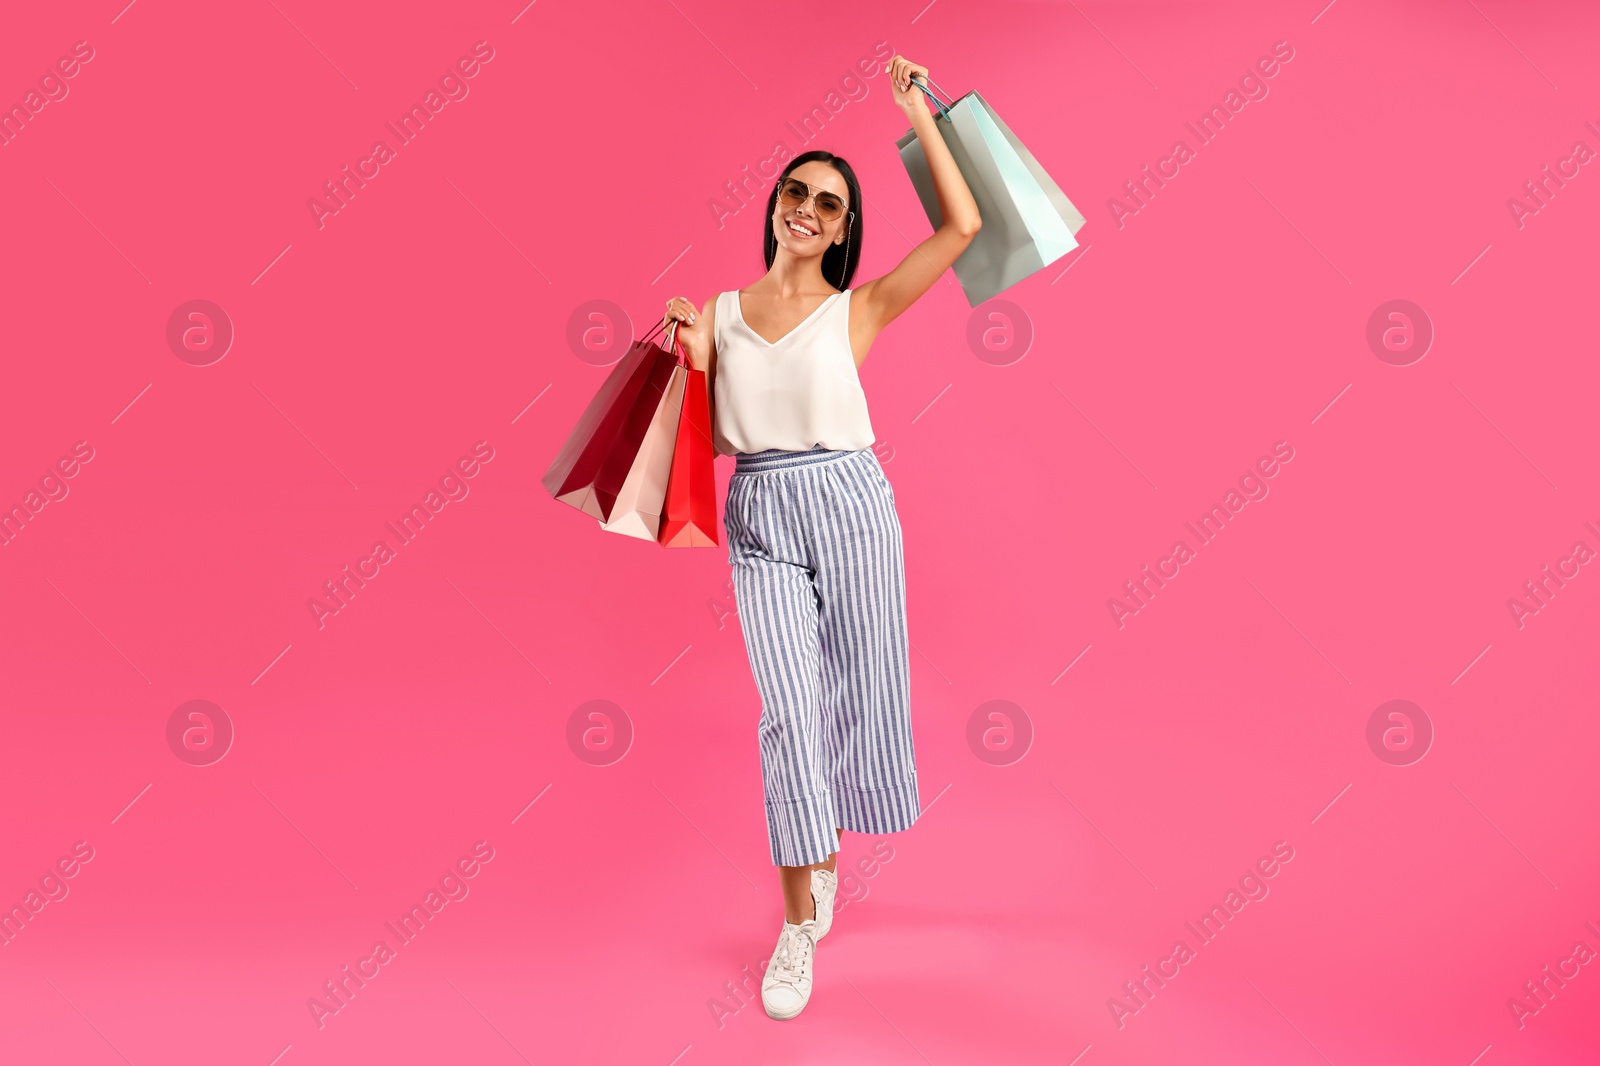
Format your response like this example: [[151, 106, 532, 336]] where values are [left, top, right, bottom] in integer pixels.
[[776, 177, 849, 223]]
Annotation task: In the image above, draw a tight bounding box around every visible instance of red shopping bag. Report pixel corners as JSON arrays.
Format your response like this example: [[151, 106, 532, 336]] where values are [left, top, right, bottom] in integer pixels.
[[599, 350, 688, 542], [658, 351, 718, 548], [542, 317, 681, 522]]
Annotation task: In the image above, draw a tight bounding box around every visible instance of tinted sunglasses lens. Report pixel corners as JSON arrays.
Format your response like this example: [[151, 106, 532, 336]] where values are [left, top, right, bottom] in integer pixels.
[[778, 180, 845, 221]]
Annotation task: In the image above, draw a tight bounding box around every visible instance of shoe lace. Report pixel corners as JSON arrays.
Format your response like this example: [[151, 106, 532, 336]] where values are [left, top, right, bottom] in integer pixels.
[[771, 926, 813, 986]]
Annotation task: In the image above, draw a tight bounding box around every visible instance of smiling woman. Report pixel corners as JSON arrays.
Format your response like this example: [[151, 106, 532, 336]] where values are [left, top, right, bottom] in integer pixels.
[[660, 52, 981, 1024]]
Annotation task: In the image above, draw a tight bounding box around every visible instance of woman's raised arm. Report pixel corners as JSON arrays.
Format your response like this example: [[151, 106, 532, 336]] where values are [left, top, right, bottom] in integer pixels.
[[854, 56, 982, 337]]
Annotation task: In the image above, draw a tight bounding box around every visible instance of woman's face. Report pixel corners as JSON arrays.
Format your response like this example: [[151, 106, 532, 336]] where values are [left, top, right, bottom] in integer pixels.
[[772, 162, 850, 260]]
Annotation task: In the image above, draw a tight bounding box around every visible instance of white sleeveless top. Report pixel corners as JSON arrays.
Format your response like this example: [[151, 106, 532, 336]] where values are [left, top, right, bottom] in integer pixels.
[[711, 287, 876, 456]]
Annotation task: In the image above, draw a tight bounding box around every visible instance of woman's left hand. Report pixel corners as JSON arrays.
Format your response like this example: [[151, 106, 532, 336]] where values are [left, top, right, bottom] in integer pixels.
[[887, 55, 932, 116]]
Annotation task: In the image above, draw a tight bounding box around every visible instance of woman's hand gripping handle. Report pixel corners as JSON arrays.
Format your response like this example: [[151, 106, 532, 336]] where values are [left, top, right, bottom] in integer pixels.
[[663, 296, 711, 373]]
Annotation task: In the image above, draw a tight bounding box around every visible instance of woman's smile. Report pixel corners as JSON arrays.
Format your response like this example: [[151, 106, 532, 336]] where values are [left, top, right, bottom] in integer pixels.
[[784, 217, 819, 239]]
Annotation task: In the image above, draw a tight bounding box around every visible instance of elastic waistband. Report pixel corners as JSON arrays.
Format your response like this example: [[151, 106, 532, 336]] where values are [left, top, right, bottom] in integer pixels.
[[733, 445, 865, 473]]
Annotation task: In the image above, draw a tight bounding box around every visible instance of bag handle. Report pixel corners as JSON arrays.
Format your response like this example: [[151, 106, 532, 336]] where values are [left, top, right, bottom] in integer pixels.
[[910, 74, 956, 119], [664, 319, 692, 367], [637, 316, 669, 346], [637, 315, 690, 366]]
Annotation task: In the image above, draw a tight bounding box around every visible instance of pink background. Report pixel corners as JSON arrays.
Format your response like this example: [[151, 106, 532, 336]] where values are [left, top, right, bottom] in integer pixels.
[[2, 1, 1598, 1063]]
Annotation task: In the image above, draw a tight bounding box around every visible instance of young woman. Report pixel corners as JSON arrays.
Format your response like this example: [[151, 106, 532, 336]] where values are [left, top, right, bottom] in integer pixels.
[[663, 54, 980, 1021]]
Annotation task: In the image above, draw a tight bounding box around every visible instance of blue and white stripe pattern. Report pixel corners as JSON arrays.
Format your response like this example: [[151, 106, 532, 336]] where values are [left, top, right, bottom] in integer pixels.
[[726, 444, 921, 867]]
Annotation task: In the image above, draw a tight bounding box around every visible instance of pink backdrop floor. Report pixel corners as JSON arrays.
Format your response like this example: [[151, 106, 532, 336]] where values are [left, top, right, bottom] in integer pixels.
[[2, 1, 1598, 1063]]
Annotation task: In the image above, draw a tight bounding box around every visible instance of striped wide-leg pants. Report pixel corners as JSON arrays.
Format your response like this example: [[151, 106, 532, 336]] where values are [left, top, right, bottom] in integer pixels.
[[725, 444, 921, 868]]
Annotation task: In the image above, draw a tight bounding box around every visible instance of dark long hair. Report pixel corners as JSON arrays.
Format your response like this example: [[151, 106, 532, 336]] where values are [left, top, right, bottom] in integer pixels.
[[762, 150, 863, 291]]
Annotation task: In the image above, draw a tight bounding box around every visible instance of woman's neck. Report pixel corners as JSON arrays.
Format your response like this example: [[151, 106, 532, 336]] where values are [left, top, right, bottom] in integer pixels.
[[757, 252, 835, 296]]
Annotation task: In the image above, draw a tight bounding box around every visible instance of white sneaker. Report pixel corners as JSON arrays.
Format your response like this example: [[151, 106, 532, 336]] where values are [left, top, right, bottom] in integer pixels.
[[810, 868, 838, 940], [761, 920, 817, 1020]]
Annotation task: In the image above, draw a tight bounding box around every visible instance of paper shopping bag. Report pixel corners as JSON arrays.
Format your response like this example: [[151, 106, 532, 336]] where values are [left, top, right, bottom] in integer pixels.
[[598, 361, 688, 541], [542, 318, 681, 522], [897, 79, 1086, 306], [980, 97, 1087, 239], [658, 360, 718, 548]]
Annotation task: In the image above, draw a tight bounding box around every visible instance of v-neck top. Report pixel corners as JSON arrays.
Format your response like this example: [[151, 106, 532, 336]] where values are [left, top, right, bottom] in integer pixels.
[[711, 287, 876, 456]]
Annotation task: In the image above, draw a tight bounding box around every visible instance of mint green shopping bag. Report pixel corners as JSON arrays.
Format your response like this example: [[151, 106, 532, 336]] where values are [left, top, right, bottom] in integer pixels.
[[896, 77, 1086, 306]]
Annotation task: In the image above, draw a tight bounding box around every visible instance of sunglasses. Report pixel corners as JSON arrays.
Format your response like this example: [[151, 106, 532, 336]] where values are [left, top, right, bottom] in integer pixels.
[[777, 178, 849, 223]]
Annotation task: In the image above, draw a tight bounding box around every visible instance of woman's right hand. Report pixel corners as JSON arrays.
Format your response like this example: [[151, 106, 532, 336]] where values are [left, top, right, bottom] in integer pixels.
[[664, 296, 710, 370]]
